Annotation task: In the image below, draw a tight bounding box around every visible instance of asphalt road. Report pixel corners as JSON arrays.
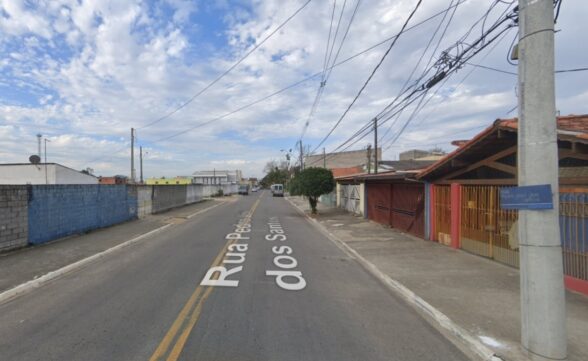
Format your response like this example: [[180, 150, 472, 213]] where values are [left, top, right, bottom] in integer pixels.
[[0, 191, 468, 361]]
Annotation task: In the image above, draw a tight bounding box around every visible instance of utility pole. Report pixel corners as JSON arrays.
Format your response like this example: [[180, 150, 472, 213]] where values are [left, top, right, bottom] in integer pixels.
[[44, 138, 50, 184], [517, 1, 566, 359], [139, 146, 144, 184], [366, 145, 372, 174], [323, 147, 326, 168], [299, 140, 304, 170], [36, 134, 42, 158], [130, 128, 135, 184], [373, 118, 378, 174]]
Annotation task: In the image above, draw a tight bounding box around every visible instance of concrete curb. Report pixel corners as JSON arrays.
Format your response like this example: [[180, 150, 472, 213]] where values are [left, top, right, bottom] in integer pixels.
[[0, 223, 172, 305], [285, 197, 503, 361], [0, 200, 227, 305]]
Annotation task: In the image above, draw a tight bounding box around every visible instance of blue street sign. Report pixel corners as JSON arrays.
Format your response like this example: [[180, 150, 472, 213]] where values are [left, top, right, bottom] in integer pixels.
[[500, 184, 553, 210]]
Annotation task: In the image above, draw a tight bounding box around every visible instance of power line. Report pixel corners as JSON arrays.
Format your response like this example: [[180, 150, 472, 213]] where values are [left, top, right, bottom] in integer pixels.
[[86, 1, 468, 164], [148, 1, 457, 145], [378, 0, 460, 143], [299, 0, 361, 142], [138, 0, 311, 130], [310, 0, 424, 155], [312, 1, 518, 165]]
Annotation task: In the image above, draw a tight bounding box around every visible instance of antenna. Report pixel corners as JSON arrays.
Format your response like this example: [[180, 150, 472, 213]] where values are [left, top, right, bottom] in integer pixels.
[[29, 155, 41, 164]]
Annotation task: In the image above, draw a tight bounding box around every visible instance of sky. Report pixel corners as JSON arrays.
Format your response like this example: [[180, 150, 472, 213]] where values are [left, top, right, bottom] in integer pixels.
[[0, 0, 586, 179]]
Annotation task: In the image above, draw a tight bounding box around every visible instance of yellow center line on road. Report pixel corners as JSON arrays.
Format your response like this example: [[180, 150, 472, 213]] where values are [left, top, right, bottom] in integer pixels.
[[149, 194, 263, 361]]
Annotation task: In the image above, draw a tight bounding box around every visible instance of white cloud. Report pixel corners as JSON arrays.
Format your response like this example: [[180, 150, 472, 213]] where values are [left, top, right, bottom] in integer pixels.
[[0, 0, 586, 178]]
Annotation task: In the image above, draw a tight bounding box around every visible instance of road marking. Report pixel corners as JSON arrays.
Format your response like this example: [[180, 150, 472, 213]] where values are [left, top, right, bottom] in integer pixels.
[[149, 194, 262, 361]]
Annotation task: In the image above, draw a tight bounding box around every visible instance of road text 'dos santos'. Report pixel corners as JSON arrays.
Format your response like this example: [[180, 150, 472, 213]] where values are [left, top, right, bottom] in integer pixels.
[[200, 216, 306, 291]]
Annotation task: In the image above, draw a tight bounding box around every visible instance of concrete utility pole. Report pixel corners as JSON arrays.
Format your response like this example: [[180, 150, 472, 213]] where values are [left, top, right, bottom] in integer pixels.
[[130, 128, 136, 184], [44, 138, 50, 184], [366, 145, 372, 174], [299, 141, 304, 170], [517, 1, 566, 359], [36, 134, 42, 158], [373, 118, 378, 174], [323, 147, 326, 168], [140, 146, 144, 184]]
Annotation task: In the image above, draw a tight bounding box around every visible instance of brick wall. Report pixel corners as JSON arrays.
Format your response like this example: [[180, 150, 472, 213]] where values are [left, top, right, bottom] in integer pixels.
[[0, 186, 28, 251]]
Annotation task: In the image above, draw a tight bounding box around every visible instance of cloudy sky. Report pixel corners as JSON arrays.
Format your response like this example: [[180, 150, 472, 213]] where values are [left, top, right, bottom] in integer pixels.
[[0, 0, 586, 179]]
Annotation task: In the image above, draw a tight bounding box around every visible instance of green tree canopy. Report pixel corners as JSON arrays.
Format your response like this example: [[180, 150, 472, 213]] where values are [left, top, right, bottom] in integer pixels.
[[289, 167, 334, 214]]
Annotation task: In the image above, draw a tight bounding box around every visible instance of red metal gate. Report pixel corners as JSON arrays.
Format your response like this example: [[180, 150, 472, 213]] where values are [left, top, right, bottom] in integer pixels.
[[367, 184, 391, 224], [390, 184, 425, 238]]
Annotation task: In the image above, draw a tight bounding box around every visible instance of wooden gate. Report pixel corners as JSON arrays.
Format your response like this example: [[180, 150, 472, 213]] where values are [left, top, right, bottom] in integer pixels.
[[367, 184, 391, 224], [390, 184, 425, 238]]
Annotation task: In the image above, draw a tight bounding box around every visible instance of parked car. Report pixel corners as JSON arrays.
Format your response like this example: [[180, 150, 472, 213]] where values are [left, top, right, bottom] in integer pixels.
[[271, 184, 284, 197], [238, 184, 249, 195]]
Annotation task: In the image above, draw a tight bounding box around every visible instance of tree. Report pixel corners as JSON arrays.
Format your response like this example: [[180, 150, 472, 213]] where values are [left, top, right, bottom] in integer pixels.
[[289, 167, 334, 214], [260, 166, 289, 188]]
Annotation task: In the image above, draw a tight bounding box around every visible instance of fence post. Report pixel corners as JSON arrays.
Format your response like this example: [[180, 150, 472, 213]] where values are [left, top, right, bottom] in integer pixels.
[[450, 183, 461, 249]]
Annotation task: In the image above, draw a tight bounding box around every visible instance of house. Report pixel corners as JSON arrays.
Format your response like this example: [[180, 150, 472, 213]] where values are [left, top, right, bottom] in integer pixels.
[[98, 175, 128, 185], [0, 163, 98, 184], [192, 170, 242, 185], [338, 168, 429, 238], [146, 177, 193, 185], [417, 114, 588, 295]]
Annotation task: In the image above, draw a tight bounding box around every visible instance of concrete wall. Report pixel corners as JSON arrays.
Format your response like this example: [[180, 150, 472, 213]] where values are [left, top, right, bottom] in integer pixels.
[[136, 185, 152, 218], [151, 185, 188, 214], [0, 186, 28, 251], [0, 183, 234, 252], [0, 164, 56, 184], [0, 164, 97, 185], [55, 166, 98, 184], [28, 185, 137, 245]]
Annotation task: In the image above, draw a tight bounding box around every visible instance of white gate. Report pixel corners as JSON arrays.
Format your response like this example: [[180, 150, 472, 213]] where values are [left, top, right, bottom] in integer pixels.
[[340, 184, 361, 215]]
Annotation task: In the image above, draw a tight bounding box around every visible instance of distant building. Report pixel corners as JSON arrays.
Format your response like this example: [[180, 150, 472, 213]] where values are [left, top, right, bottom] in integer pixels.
[[305, 148, 382, 169], [146, 176, 193, 185], [399, 149, 445, 161], [98, 175, 128, 185], [0, 163, 98, 184], [192, 170, 242, 185]]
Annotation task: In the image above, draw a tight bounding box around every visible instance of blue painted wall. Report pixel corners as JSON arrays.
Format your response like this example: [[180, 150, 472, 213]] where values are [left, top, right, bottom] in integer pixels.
[[28, 185, 137, 245]]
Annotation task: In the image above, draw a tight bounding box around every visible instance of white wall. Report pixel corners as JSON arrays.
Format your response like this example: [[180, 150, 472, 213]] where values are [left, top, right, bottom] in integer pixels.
[[55, 165, 98, 184], [0, 164, 97, 184], [0, 164, 56, 184]]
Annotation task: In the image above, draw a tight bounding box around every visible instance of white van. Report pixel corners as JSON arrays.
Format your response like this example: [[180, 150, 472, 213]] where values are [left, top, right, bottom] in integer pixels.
[[271, 184, 284, 197]]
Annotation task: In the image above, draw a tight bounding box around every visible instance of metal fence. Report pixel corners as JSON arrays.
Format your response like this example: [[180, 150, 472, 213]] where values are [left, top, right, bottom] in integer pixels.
[[460, 185, 519, 267], [433, 185, 451, 245], [455, 185, 588, 282], [560, 192, 588, 282]]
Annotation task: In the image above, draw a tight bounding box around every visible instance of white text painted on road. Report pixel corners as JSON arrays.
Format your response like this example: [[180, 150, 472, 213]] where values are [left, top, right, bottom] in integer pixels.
[[265, 217, 306, 291], [200, 215, 252, 287]]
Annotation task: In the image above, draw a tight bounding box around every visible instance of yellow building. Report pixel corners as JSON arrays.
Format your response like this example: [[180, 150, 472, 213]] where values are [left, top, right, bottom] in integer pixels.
[[145, 177, 192, 185]]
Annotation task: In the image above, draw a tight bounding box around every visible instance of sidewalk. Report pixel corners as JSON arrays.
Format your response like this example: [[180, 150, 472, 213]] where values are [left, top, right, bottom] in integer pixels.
[[0, 198, 229, 294], [287, 196, 588, 361]]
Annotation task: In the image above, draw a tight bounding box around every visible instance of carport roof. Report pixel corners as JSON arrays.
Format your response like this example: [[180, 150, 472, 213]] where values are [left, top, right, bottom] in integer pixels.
[[417, 114, 588, 180]]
